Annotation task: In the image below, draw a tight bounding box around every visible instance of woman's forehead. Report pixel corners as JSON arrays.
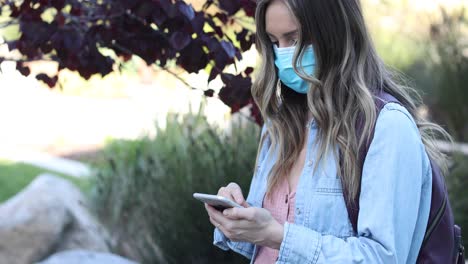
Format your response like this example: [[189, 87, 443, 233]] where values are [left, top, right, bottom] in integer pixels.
[[265, 0, 298, 37]]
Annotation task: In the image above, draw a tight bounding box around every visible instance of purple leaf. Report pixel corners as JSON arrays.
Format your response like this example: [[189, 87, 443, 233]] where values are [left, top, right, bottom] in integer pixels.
[[214, 13, 228, 24], [236, 28, 248, 41], [70, 4, 82, 16], [133, 2, 157, 21], [177, 41, 208, 73], [63, 29, 83, 52], [220, 40, 236, 58], [51, 0, 65, 11], [240, 0, 257, 17], [7, 41, 17, 51], [152, 6, 168, 25], [235, 49, 242, 60], [160, 0, 178, 18], [20, 21, 56, 46], [237, 28, 255, 52], [206, 19, 223, 37], [208, 67, 220, 82], [219, 0, 241, 15], [202, 0, 214, 10], [244, 67, 254, 75], [192, 13, 205, 34], [204, 89, 215, 97], [16, 63, 31, 76], [219, 73, 252, 113], [36, 73, 58, 88], [177, 2, 195, 21], [170, 32, 191, 51]]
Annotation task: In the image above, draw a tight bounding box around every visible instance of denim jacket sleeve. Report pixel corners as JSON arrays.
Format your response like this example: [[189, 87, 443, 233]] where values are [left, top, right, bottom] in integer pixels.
[[213, 123, 270, 259], [277, 104, 432, 263]]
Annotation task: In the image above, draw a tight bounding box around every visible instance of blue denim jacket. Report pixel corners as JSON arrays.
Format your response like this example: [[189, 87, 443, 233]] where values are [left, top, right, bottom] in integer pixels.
[[213, 103, 432, 263]]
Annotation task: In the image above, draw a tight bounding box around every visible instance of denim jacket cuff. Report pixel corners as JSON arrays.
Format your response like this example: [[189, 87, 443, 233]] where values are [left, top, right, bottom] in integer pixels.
[[213, 228, 254, 259], [277, 222, 322, 263], [213, 227, 230, 251]]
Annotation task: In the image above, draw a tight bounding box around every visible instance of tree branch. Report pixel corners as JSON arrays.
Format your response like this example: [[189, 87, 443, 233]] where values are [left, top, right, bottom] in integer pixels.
[[155, 65, 256, 124], [0, 20, 18, 29], [156, 65, 200, 91], [435, 140, 468, 156], [0, 57, 58, 63]]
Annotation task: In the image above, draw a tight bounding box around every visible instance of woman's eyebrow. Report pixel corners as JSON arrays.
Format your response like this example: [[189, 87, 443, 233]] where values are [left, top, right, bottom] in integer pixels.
[[266, 29, 298, 39], [267, 32, 277, 40], [283, 29, 298, 38]]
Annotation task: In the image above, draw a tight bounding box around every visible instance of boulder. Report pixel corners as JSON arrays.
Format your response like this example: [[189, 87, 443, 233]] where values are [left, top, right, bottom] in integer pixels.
[[37, 249, 138, 264], [0, 174, 110, 264]]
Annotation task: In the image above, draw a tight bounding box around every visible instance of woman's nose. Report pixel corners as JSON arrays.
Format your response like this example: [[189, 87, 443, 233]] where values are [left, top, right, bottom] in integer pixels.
[[278, 41, 288, 48], [277, 40, 295, 48]]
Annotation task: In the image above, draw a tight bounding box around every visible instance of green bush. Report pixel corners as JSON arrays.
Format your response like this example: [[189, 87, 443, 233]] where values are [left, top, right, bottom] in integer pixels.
[[407, 8, 468, 142], [404, 7, 468, 253], [91, 105, 260, 264], [447, 154, 468, 251]]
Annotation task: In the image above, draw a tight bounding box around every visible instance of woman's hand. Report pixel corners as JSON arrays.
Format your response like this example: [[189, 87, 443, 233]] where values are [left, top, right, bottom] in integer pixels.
[[216, 182, 250, 207], [205, 203, 284, 249]]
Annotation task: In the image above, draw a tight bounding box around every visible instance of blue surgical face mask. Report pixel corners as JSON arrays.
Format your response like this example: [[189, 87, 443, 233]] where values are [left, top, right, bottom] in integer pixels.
[[273, 45, 316, 94]]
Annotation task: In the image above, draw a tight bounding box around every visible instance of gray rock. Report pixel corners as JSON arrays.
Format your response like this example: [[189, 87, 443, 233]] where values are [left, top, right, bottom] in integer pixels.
[[0, 183, 71, 264], [0, 174, 110, 264], [43, 175, 110, 253], [37, 250, 138, 264]]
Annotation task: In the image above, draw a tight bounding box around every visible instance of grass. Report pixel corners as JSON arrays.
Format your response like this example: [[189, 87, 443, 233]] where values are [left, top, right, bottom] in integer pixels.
[[0, 159, 92, 203]]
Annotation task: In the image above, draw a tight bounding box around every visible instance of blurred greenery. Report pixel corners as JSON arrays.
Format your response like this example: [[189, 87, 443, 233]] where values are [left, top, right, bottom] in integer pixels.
[[0, 6, 20, 41], [402, 6, 468, 253], [363, 0, 428, 70], [447, 154, 468, 252], [0, 160, 92, 202], [406, 8, 468, 142], [91, 102, 259, 264]]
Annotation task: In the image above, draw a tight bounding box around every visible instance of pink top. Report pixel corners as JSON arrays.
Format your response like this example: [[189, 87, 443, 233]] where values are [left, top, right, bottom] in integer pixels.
[[254, 177, 296, 264]]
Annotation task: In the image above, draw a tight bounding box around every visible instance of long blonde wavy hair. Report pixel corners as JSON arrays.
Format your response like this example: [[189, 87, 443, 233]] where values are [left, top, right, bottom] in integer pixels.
[[251, 0, 452, 201]]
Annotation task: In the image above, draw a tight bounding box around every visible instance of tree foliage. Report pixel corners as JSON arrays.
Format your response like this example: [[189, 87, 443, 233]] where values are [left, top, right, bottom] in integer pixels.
[[0, 0, 261, 124]]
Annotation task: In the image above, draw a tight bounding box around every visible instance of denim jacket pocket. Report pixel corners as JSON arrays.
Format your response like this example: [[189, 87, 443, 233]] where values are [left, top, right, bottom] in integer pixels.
[[313, 174, 342, 195], [304, 174, 354, 238]]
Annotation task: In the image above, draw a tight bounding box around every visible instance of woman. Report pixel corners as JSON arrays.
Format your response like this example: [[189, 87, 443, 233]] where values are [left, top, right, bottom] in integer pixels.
[[204, 0, 450, 263]]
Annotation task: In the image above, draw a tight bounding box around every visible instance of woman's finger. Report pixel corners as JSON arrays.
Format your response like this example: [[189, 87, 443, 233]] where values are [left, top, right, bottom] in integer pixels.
[[218, 186, 237, 203], [208, 215, 220, 227], [205, 203, 229, 225], [205, 203, 221, 216], [228, 184, 248, 206], [226, 182, 250, 207], [205, 204, 223, 228], [223, 207, 255, 221]]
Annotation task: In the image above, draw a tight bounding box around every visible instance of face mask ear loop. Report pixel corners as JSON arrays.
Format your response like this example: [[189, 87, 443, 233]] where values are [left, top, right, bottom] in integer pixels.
[[276, 78, 282, 99]]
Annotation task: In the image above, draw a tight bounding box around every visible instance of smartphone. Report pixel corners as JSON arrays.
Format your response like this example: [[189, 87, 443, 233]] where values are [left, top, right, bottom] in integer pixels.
[[193, 193, 243, 211]]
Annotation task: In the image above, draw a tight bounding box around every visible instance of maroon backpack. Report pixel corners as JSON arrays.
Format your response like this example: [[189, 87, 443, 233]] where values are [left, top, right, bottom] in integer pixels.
[[342, 91, 465, 264]]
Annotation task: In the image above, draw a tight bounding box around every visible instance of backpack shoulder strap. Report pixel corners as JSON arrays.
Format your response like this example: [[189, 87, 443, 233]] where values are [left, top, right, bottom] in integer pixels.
[[343, 90, 401, 233]]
